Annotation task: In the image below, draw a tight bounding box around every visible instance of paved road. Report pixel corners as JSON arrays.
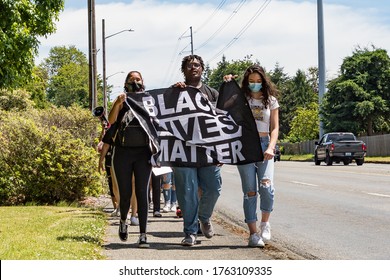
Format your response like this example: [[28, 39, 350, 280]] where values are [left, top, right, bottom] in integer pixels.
[[216, 162, 390, 259]]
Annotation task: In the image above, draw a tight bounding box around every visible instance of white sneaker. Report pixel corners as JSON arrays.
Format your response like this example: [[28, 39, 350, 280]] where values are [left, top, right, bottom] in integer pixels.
[[170, 204, 177, 212], [248, 233, 265, 247], [260, 222, 271, 242], [162, 203, 171, 213], [130, 216, 139, 226]]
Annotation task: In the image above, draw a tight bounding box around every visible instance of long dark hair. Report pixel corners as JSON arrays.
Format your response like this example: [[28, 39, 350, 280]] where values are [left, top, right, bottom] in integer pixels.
[[241, 65, 278, 108], [123, 71, 145, 92]]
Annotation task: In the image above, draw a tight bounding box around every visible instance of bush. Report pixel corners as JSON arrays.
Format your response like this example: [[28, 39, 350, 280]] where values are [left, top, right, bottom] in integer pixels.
[[36, 104, 101, 147], [0, 109, 104, 205], [0, 89, 34, 111]]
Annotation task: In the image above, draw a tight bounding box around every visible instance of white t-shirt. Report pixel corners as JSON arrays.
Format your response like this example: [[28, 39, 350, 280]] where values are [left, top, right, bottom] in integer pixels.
[[248, 96, 279, 133]]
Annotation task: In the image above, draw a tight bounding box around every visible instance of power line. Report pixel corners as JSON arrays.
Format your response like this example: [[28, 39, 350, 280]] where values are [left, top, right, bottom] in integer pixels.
[[163, 28, 192, 86], [207, 0, 272, 63], [196, 0, 247, 51], [195, 0, 228, 34]]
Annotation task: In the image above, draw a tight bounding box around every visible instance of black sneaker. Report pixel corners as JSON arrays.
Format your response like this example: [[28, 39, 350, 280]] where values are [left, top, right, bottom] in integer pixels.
[[181, 234, 196, 246], [118, 220, 128, 242], [138, 233, 150, 248]]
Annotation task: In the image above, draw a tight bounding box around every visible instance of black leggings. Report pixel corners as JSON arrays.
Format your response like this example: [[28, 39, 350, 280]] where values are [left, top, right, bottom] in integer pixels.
[[105, 152, 114, 197], [151, 174, 161, 212], [112, 145, 152, 234]]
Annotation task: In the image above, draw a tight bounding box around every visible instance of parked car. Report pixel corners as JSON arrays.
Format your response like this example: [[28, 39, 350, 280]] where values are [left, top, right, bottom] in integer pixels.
[[314, 132, 366, 166], [274, 145, 281, 162]]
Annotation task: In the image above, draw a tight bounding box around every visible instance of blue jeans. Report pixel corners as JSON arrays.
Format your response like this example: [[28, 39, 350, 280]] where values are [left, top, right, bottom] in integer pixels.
[[237, 137, 275, 224], [173, 166, 222, 235]]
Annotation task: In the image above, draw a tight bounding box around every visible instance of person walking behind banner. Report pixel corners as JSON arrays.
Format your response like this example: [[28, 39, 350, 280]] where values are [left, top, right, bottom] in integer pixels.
[[161, 172, 177, 213], [97, 141, 119, 216], [173, 54, 222, 246], [98, 144, 139, 224], [103, 70, 152, 248], [150, 173, 162, 217], [224, 65, 279, 247]]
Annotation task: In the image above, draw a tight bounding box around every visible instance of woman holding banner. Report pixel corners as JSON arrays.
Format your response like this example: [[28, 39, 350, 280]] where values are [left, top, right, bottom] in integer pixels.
[[102, 71, 152, 248], [224, 65, 279, 247]]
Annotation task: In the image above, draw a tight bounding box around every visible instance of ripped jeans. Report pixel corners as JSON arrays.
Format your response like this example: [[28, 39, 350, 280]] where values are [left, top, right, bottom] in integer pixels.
[[237, 136, 275, 224]]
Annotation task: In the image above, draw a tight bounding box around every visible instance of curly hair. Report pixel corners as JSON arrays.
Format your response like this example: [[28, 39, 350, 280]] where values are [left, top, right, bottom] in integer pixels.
[[180, 54, 205, 73], [241, 65, 278, 108]]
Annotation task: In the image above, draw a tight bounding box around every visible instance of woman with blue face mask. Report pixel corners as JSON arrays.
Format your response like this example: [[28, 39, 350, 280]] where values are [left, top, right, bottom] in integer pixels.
[[224, 65, 280, 247]]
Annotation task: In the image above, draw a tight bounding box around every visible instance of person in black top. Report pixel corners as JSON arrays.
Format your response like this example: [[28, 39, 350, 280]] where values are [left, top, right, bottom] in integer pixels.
[[172, 55, 222, 246], [104, 70, 152, 248]]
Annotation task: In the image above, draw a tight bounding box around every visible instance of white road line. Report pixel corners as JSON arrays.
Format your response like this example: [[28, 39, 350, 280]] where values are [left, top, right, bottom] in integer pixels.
[[291, 181, 319, 187], [364, 192, 390, 198]]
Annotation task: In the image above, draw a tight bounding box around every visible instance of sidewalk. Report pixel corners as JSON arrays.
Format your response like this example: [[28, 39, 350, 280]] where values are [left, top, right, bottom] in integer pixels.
[[102, 203, 273, 260]]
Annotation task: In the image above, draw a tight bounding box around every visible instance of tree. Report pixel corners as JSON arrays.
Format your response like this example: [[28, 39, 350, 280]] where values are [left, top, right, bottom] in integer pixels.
[[41, 46, 90, 108], [286, 102, 319, 142], [269, 63, 291, 139], [25, 66, 50, 109], [274, 68, 318, 140], [207, 55, 256, 90], [0, 0, 64, 89], [321, 46, 390, 135]]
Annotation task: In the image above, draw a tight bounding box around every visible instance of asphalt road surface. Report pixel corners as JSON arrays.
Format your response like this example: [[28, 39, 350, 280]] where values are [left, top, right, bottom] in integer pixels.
[[215, 161, 390, 260]]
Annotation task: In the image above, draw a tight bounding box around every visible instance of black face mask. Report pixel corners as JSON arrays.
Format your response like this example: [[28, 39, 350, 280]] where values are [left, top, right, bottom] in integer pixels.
[[125, 82, 144, 93]]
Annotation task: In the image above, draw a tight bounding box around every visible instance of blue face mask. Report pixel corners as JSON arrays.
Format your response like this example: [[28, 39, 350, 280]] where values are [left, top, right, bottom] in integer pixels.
[[248, 82, 262, 92]]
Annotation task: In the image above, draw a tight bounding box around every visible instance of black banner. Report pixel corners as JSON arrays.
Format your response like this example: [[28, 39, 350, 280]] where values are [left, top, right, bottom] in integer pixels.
[[125, 81, 263, 167]]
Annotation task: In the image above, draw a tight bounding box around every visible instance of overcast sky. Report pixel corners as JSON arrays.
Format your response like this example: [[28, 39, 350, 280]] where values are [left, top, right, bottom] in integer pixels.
[[36, 0, 390, 99]]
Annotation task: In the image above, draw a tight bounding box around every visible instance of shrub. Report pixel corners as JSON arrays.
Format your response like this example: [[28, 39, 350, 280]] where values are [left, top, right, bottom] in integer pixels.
[[0, 89, 34, 111], [0, 109, 104, 205], [36, 104, 101, 147]]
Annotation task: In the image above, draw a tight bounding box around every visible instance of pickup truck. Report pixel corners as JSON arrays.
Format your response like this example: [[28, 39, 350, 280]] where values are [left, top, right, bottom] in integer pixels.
[[314, 132, 367, 166]]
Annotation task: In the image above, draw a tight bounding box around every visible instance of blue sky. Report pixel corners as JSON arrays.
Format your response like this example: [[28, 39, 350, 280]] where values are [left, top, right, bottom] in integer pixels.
[[38, 0, 390, 98]]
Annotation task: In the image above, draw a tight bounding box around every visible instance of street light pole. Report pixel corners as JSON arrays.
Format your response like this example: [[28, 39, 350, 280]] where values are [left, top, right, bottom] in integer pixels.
[[317, 0, 326, 138], [102, 19, 107, 116], [106, 71, 124, 80], [102, 19, 134, 116]]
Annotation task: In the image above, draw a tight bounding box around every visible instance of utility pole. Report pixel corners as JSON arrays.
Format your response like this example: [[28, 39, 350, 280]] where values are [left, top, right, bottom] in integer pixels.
[[190, 26, 194, 55], [179, 27, 194, 56], [317, 0, 326, 138], [87, 0, 98, 111], [102, 21, 134, 116]]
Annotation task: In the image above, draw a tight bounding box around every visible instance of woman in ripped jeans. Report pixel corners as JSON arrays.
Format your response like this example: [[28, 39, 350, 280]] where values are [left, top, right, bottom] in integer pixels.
[[224, 64, 279, 248]]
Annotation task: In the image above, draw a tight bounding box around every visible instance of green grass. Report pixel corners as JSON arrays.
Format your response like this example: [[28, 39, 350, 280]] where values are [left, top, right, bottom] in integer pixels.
[[281, 154, 314, 161], [0, 206, 107, 260], [281, 154, 390, 163]]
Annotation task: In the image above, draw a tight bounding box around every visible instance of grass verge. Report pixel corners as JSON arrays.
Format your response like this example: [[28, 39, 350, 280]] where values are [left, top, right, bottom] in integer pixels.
[[0, 205, 107, 260]]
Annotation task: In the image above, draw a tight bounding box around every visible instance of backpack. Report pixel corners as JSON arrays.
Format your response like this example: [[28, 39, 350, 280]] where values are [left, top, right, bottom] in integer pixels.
[[115, 110, 149, 147]]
